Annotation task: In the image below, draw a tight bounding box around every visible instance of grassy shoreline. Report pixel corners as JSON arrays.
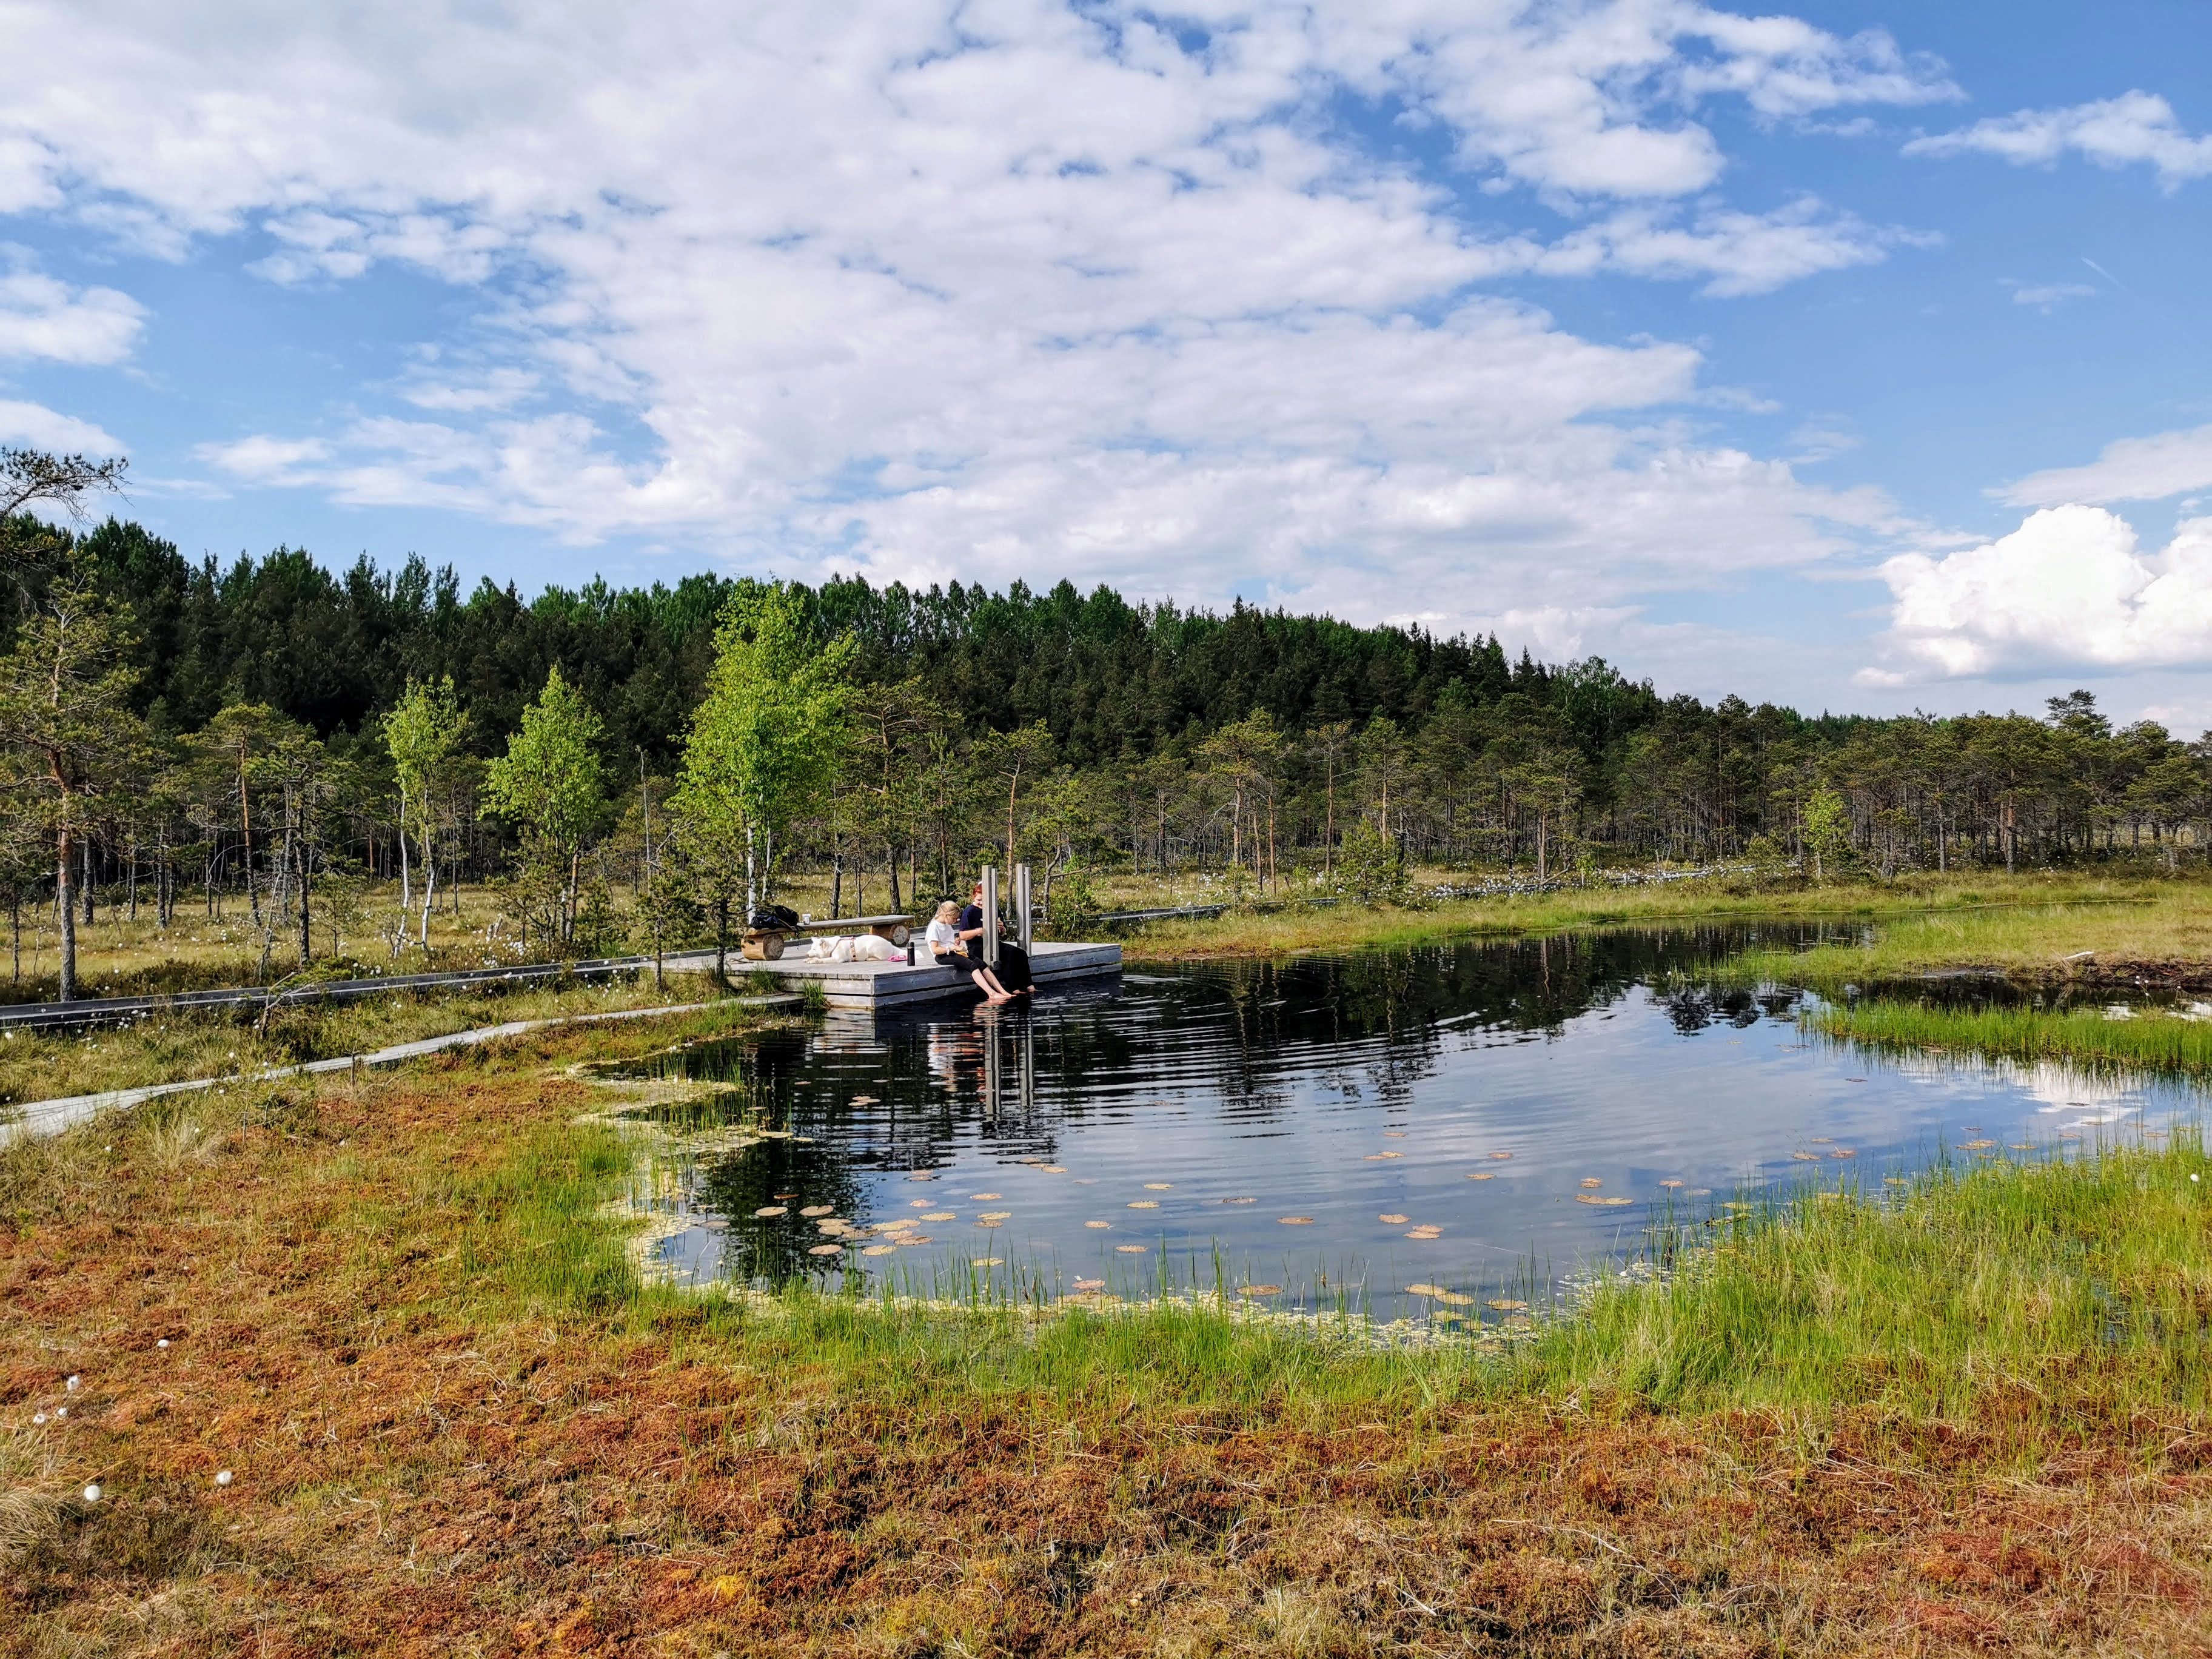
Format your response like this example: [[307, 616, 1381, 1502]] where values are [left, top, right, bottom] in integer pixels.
[[1127, 869, 2200, 967], [5, 1002, 2211, 1653], [1807, 998, 2212, 1078]]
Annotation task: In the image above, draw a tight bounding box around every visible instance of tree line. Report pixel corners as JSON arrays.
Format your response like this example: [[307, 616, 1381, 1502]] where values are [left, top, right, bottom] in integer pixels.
[[4, 444, 2209, 999]]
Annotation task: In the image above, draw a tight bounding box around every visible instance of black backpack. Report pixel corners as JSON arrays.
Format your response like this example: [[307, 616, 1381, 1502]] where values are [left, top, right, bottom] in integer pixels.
[[748, 903, 802, 931]]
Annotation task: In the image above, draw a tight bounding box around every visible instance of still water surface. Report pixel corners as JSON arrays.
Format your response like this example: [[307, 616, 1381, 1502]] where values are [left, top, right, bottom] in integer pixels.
[[618, 928, 2199, 1319]]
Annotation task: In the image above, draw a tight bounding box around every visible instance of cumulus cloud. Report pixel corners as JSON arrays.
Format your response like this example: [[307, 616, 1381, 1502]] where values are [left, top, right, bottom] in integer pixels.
[[1862, 505, 2212, 682], [1906, 90, 2212, 190], [0, 398, 125, 453], [0, 253, 144, 363], [2003, 425, 2212, 507], [0, 1, 1957, 620]]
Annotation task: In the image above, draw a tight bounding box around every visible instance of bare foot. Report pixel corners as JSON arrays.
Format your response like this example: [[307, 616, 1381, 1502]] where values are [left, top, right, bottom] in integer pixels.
[[985, 990, 1014, 1004]]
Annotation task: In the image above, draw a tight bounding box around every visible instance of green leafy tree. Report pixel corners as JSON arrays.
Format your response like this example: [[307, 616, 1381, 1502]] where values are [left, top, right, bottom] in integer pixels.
[[1803, 783, 1852, 885], [383, 675, 470, 950], [484, 665, 608, 950], [0, 580, 145, 999], [672, 583, 855, 971]]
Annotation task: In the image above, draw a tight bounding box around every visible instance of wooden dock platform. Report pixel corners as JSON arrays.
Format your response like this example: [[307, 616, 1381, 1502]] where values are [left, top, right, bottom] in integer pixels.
[[737, 940, 1121, 1009]]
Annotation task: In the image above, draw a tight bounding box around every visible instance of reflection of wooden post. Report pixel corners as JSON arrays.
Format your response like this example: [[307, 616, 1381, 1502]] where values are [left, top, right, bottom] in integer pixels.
[[1018, 1017, 1034, 1118], [1014, 863, 1033, 951], [983, 1021, 1000, 1121], [981, 866, 1000, 967]]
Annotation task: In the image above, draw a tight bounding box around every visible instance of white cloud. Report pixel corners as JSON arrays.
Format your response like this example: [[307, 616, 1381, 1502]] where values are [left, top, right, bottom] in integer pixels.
[[1906, 90, 2212, 190], [1533, 198, 1928, 296], [0, 1, 1956, 624], [397, 367, 541, 413], [2003, 424, 2212, 507], [1863, 505, 2212, 682], [198, 435, 332, 482], [0, 253, 145, 363], [0, 398, 125, 454], [2003, 279, 2095, 312]]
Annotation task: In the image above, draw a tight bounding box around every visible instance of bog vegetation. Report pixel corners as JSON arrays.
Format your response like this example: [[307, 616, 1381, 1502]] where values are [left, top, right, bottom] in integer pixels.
[[5, 440, 2212, 1002], [5, 1010, 2208, 1653]]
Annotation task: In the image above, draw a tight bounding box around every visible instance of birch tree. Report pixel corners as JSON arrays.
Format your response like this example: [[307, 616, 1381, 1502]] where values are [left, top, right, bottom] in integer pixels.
[[484, 665, 606, 950], [383, 675, 469, 950], [673, 583, 854, 973]]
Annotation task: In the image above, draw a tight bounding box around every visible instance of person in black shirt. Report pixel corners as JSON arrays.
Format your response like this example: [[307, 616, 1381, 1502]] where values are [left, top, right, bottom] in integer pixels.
[[960, 880, 1033, 995]]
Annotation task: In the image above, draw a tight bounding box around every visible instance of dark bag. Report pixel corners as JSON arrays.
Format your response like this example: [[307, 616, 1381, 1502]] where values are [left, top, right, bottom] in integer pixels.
[[748, 904, 802, 931]]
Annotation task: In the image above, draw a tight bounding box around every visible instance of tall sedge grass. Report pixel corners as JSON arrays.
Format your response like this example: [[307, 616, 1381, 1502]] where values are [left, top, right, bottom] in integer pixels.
[[1543, 1136, 2212, 1420], [456, 1117, 642, 1313], [1809, 998, 2212, 1076]]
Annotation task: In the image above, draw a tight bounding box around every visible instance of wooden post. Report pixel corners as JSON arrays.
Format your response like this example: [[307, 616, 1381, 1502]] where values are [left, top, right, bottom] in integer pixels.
[[1013, 863, 1032, 951], [981, 867, 1000, 965]]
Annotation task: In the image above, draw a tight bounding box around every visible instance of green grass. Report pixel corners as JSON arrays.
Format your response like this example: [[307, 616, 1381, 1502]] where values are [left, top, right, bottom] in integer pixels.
[[456, 1116, 643, 1313], [1809, 997, 2212, 1077], [1547, 1136, 2212, 1420], [1718, 883, 2212, 993], [1127, 869, 2185, 960]]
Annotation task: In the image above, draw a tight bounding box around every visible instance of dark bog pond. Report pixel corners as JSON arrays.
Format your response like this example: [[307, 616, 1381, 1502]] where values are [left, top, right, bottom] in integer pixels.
[[617, 927, 2199, 1322]]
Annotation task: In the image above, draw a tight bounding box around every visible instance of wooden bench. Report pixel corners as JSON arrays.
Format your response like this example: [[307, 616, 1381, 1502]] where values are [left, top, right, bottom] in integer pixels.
[[741, 913, 916, 961]]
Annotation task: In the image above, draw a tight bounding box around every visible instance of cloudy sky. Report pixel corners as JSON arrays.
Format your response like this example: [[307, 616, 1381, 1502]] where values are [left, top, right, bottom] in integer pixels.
[[2, 1, 2207, 723]]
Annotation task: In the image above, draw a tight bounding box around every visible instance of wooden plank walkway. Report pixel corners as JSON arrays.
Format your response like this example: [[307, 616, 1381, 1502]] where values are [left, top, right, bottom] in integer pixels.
[[0, 994, 800, 1147]]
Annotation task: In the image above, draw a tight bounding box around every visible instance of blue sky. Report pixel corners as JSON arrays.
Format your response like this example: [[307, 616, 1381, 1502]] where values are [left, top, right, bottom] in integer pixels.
[[2, 1, 2208, 723]]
